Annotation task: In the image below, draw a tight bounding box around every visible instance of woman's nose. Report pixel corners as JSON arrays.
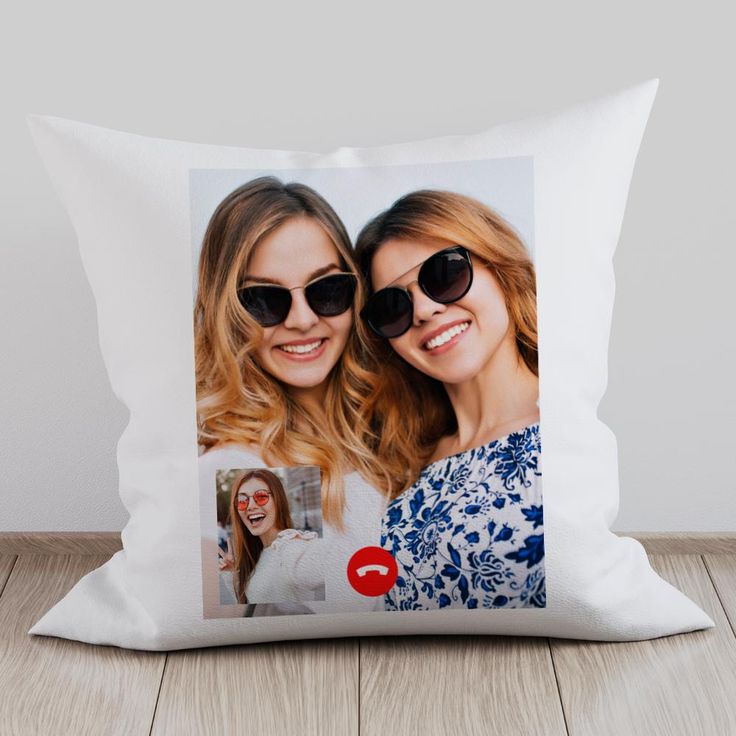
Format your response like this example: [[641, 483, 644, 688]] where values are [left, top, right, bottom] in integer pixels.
[[408, 282, 446, 326], [283, 288, 320, 331]]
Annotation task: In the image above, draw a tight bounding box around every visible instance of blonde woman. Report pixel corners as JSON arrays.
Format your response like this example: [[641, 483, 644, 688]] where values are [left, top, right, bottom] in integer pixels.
[[196, 177, 387, 615], [355, 190, 545, 611], [219, 469, 325, 605]]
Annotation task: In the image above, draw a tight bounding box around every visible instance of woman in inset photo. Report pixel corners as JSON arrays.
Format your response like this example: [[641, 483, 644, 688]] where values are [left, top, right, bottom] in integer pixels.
[[218, 469, 325, 604], [355, 189, 545, 611], [195, 177, 389, 615]]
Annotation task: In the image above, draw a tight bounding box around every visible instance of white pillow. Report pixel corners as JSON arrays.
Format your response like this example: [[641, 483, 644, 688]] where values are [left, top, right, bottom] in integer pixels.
[[26, 79, 714, 649]]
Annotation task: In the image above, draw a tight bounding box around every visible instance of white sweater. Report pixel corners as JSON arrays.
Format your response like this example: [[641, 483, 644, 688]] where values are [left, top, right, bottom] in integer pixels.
[[246, 528, 325, 603]]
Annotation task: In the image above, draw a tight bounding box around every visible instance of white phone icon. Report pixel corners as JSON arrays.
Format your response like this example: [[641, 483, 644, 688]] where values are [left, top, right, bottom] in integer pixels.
[[356, 564, 389, 577]]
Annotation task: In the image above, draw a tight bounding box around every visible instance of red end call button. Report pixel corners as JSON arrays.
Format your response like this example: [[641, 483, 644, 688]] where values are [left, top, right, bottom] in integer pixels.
[[347, 546, 398, 597]]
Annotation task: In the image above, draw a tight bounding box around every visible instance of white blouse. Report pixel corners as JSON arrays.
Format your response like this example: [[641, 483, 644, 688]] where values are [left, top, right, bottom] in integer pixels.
[[246, 528, 325, 603]]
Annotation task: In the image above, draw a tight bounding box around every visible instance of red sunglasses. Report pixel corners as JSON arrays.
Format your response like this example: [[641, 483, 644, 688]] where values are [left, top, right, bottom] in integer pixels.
[[236, 489, 272, 512]]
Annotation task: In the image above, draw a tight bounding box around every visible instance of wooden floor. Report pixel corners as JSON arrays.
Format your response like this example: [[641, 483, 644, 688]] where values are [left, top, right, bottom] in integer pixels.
[[0, 540, 735, 735]]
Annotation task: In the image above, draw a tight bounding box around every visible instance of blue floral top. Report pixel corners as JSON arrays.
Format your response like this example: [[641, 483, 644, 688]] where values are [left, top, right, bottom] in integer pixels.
[[381, 423, 545, 611]]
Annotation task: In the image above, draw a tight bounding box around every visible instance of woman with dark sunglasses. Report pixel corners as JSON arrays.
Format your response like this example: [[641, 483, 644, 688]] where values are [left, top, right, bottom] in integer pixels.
[[218, 469, 326, 605], [355, 189, 545, 611], [195, 177, 388, 616]]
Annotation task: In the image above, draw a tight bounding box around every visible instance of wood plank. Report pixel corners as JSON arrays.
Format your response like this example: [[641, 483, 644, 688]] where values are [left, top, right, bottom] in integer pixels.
[[0, 555, 16, 595], [703, 553, 736, 636], [0, 532, 122, 556], [623, 533, 736, 556], [0, 555, 165, 736], [151, 638, 359, 736], [360, 635, 567, 736], [550, 554, 736, 736]]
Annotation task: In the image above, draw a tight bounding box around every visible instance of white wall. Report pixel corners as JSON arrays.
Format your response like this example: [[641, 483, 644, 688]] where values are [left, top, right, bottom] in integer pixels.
[[1, 1, 734, 532]]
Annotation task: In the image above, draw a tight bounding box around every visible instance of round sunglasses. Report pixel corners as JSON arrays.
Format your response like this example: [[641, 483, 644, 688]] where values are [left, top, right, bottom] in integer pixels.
[[238, 272, 357, 327], [360, 246, 473, 339], [236, 489, 272, 511]]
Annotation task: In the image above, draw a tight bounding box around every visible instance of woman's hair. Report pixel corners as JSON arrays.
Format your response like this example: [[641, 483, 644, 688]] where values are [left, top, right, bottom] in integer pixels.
[[354, 189, 539, 499], [195, 176, 391, 526], [228, 469, 293, 604]]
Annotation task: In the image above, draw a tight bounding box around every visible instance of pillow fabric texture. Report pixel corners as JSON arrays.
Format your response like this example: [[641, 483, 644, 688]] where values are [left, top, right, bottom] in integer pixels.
[[26, 79, 715, 650]]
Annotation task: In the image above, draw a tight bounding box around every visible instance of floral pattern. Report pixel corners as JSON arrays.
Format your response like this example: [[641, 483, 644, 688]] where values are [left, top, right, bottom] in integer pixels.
[[381, 423, 545, 611]]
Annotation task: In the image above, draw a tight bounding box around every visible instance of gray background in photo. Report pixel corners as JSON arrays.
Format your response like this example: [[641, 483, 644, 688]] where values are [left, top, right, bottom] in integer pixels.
[[1, 1, 734, 531], [189, 158, 534, 300]]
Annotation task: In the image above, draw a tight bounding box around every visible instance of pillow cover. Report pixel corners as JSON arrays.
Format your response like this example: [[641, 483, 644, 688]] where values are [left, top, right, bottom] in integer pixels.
[[26, 79, 714, 650]]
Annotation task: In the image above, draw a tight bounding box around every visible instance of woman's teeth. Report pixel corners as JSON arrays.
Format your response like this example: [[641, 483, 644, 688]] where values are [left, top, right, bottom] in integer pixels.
[[424, 322, 470, 350], [248, 513, 266, 524], [278, 339, 324, 354]]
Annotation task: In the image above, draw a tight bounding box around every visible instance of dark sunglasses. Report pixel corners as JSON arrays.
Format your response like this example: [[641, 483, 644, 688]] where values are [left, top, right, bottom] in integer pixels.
[[238, 272, 357, 327], [360, 246, 473, 338]]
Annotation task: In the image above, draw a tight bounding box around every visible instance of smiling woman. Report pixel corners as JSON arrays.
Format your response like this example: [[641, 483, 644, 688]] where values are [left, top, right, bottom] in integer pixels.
[[218, 468, 326, 605], [356, 189, 544, 611], [194, 177, 389, 617], [242, 217, 358, 393]]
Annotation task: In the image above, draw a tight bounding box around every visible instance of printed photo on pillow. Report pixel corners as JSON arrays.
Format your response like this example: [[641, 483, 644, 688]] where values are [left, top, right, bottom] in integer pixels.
[[193, 158, 546, 619]]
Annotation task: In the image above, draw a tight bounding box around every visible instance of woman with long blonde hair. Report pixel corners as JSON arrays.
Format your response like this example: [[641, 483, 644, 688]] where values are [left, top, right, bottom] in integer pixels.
[[196, 176, 387, 615], [355, 189, 545, 611]]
